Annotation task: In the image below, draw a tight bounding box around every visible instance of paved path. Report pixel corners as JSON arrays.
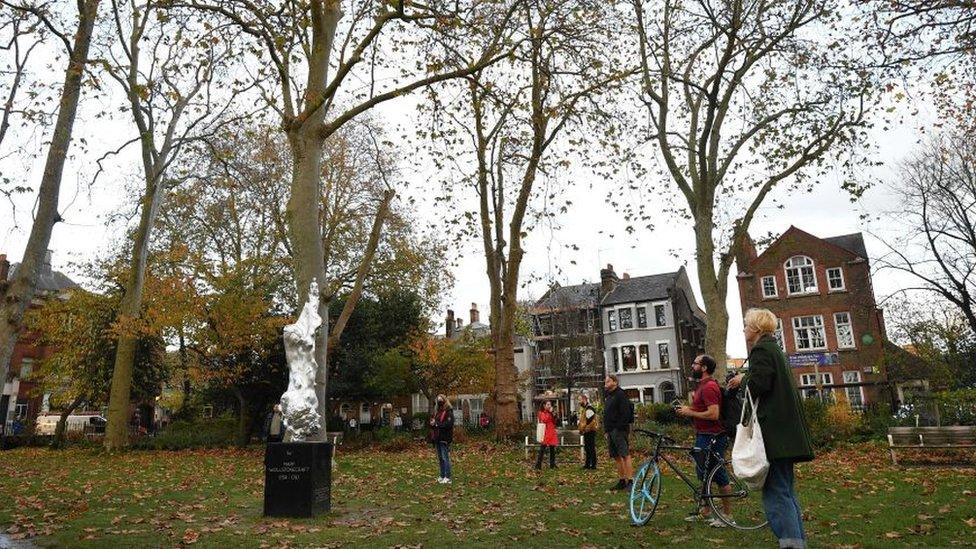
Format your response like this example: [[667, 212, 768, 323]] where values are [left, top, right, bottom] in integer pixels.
[[0, 533, 34, 549]]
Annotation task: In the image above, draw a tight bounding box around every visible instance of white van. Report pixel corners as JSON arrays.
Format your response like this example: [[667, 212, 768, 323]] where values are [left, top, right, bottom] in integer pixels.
[[35, 414, 107, 436]]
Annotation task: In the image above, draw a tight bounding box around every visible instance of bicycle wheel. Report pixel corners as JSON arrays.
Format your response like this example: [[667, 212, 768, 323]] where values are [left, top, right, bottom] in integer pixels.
[[705, 461, 768, 530], [629, 461, 662, 526]]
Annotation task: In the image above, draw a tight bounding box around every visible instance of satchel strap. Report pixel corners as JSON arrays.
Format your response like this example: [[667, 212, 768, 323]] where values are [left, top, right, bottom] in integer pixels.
[[740, 386, 759, 424]]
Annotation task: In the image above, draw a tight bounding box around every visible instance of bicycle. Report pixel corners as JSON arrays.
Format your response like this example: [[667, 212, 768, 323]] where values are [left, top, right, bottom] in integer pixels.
[[628, 429, 768, 530]]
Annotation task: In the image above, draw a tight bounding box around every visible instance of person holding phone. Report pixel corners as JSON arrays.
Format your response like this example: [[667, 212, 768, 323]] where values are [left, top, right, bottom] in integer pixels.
[[676, 354, 733, 527]]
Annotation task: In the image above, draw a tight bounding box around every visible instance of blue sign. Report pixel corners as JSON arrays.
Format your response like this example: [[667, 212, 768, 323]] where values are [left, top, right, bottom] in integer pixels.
[[788, 352, 838, 368]]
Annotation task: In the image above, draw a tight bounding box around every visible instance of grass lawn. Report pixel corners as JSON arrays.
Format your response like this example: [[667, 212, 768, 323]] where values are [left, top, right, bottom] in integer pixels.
[[1, 439, 975, 548]]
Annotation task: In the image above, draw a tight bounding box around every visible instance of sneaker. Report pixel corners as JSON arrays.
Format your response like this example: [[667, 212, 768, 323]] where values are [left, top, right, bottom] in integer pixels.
[[707, 517, 728, 528], [612, 479, 627, 490], [443, 478, 452, 485], [683, 514, 703, 523], [626, 479, 634, 488], [436, 477, 444, 483]]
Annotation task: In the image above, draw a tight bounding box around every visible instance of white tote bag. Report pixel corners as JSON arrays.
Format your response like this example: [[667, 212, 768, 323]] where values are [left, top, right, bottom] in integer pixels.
[[731, 387, 769, 490], [535, 422, 546, 443]]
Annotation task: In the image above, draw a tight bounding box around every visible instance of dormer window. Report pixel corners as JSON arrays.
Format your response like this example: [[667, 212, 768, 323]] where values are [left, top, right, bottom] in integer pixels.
[[785, 256, 818, 295]]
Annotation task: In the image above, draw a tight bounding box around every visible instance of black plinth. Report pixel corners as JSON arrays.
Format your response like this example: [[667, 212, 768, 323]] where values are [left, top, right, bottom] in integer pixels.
[[263, 441, 332, 517]]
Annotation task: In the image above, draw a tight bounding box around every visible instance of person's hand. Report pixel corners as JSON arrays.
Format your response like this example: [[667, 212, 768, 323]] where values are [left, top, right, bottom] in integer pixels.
[[676, 406, 692, 418], [728, 373, 744, 389]]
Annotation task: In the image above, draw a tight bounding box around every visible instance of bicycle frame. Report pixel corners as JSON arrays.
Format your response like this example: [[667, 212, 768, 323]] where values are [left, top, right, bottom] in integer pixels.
[[645, 431, 735, 506]]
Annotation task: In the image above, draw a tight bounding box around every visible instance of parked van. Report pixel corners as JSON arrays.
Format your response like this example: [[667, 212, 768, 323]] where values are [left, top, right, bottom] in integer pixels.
[[35, 414, 107, 436]]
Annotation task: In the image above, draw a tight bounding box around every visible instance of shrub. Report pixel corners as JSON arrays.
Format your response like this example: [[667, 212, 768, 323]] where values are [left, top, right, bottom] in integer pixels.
[[931, 388, 976, 426], [636, 402, 678, 425], [132, 416, 237, 450]]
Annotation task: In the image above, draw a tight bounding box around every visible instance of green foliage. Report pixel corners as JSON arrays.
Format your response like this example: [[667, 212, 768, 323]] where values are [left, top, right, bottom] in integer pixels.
[[929, 388, 976, 426], [636, 402, 678, 425], [130, 417, 238, 450], [25, 288, 168, 411], [329, 291, 425, 400]]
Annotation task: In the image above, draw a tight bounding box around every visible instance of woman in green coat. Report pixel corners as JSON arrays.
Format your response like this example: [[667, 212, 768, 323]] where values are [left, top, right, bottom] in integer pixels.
[[729, 308, 814, 549]]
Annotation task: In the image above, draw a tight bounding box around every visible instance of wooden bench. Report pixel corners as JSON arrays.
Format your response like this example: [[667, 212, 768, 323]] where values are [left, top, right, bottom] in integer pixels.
[[887, 426, 976, 465], [524, 431, 585, 462]]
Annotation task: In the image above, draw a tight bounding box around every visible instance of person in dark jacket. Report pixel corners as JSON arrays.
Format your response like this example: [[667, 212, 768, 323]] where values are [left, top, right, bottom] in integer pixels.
[[603, 375, 633, 490], [729, 308, 814, 549], [535, 400, 559, 469], [429, 394, 455, 484]]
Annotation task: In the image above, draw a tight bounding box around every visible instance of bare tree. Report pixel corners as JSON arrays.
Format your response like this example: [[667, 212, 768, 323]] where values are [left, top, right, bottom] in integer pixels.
[[0, 9, 43, 155], [873, 1, 976, 131], [426, 0, 628, 435], [0, 0, 101, 390], [876, 134, 976, 345], [172, 0, 519, 438], [630, 0, 873, 372]]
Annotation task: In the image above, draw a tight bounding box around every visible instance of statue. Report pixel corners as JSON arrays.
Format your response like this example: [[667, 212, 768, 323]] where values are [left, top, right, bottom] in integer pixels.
[[278, 280, 322, 441]]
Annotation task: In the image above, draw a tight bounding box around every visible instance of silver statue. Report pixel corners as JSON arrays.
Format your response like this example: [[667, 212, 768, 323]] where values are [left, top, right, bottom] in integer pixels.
[[279, 280, 322, 441]]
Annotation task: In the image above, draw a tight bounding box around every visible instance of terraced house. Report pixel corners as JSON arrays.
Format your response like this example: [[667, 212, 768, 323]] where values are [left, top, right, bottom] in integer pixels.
[[599, 265, 707, 405]]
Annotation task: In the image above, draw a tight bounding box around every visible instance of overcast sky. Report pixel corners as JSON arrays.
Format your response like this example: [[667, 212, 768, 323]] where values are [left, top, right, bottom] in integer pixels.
[[0, 42, 934, 361]]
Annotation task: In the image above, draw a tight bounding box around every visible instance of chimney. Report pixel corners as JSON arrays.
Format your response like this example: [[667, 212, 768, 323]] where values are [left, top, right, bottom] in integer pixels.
[[446, 309, 455, 338], [734, 232, 758, 274], [622, 272, 630, 280], [600, 263, 619, 297], [0, 254, 8, 282], [470, 303, 480, 324], [456, 318, 463, 330]]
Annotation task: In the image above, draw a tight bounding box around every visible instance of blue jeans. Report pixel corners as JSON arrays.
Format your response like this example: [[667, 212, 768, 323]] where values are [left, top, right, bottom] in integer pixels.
[[436, 442, 452, 479], [693, 433, 729, 487], [763, 459, 806, 548]]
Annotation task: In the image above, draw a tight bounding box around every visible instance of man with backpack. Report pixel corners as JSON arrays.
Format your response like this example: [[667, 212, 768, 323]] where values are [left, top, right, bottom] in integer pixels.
[[676, 354, 733, 527], [603, 375, 634, 490]]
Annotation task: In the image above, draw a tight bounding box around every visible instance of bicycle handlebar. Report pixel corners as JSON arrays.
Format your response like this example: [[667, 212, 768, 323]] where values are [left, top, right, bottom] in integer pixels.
[[633, 428, 675, 444]]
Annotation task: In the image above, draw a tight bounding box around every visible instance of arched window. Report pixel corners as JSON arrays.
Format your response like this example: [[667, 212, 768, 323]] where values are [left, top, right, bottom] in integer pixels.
[[784, 256, 817, 295], [660, 381, 677, 405], [339, 402, 351, 417]]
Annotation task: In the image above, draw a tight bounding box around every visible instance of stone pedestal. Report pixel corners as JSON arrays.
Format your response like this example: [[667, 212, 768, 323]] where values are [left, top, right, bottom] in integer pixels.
[[263, 441, 332, 517]]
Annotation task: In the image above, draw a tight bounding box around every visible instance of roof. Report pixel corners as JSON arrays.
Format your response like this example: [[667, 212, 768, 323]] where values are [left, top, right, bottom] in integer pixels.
[[534, 282, 600, 311], [600, 271, 679, 306], [9, 262, 79, 293], [823, 233, 868, 259]]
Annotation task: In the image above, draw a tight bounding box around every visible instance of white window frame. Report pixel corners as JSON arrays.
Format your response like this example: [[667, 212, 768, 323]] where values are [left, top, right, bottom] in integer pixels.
[[653, 303, 667, 327], [618, 307, 634, 330], [773, 318, 786, 351], [636, 306, 647, 328], [826, 267, 845, 291], [18, 358, 34, 380], [785, 255, 818, 295], [834, 312, 855, 349], [621, 345, 638, 372], [761, 276, 778, 298], [638, 344, 650, 370], [843, 371, 865, 410], [800, 373, 834, 386], [656, 341, 670, 370], [610, 347, 620, 372], [607, 310, 617, 331], [659, 381, 677, 405], [792, 315, 827, 351]]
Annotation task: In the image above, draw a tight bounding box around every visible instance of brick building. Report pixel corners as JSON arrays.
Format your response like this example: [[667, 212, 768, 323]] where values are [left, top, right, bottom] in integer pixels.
[[1, 252, 80, 434], [735, 227, 889, 409]]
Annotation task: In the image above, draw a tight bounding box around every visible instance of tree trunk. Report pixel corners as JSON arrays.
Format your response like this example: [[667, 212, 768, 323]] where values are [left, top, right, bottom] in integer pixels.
[[233, 387, 249, 447], [52, 395, 85, 449], [694, 218, 730, 379], [104, 175, 166, 451], [287, 131, 330, 440], [0, 0, 100, 385], [492, 301, 520, 437]]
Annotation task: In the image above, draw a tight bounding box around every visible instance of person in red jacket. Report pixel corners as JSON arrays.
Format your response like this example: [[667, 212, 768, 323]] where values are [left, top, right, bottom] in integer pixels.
[[535, 400, 559, 469]]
